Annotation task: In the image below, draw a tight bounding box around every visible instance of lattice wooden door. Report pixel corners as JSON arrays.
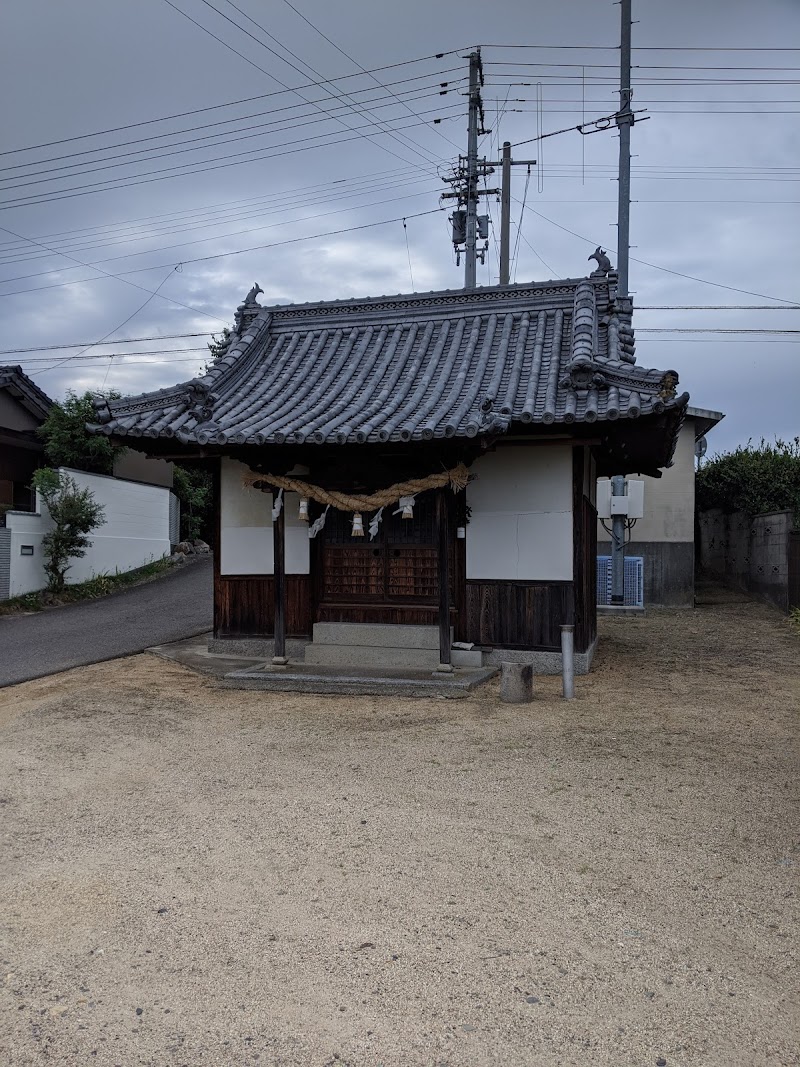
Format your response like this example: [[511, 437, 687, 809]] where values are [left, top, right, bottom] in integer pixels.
[[318, 495, 454, 605]]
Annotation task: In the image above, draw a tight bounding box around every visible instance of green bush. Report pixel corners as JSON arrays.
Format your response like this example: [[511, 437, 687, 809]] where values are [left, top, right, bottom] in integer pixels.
[[696, 437, 800, 518], [32, 468, 106, 594], [38, 390, 126, 475]]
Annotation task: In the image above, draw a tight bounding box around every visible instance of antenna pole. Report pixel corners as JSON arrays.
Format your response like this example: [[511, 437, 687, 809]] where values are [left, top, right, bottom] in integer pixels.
[[499, 140, 512, 285], [616, 0, 633, 297], [464, 48, 483, 289]]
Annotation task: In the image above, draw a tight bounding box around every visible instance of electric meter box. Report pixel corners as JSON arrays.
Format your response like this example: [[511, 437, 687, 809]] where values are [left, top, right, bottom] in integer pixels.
[[596, 478, 645, 519]]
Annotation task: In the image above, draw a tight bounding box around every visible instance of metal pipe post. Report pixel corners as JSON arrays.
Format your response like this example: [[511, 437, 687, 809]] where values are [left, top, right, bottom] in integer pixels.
[[499, 140, 512, 285], [561, 625, 575, 700], [464, 50, 481, 290], [610, 474, 626, 605], [616, 0, 633, 297]]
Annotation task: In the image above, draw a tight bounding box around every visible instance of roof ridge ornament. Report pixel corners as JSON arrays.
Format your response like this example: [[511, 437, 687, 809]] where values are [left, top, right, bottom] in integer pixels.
[[234, 281, 264, 336], [588, 246, 612, 277]]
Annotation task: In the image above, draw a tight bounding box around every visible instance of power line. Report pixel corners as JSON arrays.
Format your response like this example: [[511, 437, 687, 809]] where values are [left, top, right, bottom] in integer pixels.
[[514, 200, 798, 305], [0, 61, 463, 158], [0, 165, 421, 253], [0, 221, 230, 323], [213, 0, 453, 163], [0, 208, 446, 298], [0, 80, 460, 180], [0, 175, 440, 270], [0, 104, 460, 196], [637, 305, 800, 310], [276, 0, 463, 153], [40, 268, 179, 376], [0, 185, 442, 284], [0, 334, 211, 355], [482, 43, 800, 52], [638, 328, 800, 334], [0, 114, 459, 210], [160, 0, 438, 172]]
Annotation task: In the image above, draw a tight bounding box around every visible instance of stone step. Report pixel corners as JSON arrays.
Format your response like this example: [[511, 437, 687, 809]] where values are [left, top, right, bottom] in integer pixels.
[[312, 622, 451, 650], [304, 643, 483, 669]]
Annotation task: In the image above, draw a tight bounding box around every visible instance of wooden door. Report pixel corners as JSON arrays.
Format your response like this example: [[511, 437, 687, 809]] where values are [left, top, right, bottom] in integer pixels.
[[315, 495, 456, 619]]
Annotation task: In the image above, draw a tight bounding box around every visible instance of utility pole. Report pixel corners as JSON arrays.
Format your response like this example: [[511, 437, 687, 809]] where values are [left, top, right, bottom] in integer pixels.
[[616, 0, 633, 297], [441, 49, 494, 289], [499, 141, 512, 285], [611, 0, 634, 604], [464, 49, 482, 289], [442, 51, 536, 288]]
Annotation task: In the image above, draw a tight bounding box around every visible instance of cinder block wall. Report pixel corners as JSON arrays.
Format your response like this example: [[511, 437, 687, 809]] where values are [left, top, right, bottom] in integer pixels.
[[698, 508, 794, 613]]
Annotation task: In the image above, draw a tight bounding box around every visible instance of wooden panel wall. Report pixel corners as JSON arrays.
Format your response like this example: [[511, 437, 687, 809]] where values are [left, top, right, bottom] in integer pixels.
[[214, 574, 312, 638], [462, 580, 574, 650]]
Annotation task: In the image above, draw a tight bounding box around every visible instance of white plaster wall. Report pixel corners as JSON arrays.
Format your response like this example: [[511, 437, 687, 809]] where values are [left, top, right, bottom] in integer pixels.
[[219, 458, 309, 576], [5, 468, 171, 597], [466, 445, 573, 581], [597, 420, 696, 544]]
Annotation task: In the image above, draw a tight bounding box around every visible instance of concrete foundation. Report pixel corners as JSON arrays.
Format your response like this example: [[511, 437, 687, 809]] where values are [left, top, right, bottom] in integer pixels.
[[210, 629, 598, 676], [484, 633, 598, 676]]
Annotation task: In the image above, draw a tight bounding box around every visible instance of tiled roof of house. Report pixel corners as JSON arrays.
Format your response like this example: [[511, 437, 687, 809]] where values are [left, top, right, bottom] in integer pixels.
[[91, 275, 689, 448], [0, 365, 53, 422]]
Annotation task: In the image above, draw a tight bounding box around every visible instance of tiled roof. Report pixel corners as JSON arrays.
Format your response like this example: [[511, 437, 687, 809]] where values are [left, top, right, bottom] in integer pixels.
[[91, 275, 689, 448], [0, 365, 53, 422]]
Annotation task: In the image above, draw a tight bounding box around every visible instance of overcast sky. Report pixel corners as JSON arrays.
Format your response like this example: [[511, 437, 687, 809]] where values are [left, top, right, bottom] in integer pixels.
[[1, 0, 797, 457]]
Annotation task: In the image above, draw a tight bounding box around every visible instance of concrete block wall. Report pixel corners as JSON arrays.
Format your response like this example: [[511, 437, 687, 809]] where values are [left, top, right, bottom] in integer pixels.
[[698, 508, 795, 613]]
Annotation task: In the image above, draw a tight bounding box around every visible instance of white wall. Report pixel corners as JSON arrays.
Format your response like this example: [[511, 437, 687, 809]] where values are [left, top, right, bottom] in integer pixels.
[[219, 458, 309, 576], [466, 445, 573, 581], [597, 420, 696, 544], [4, 467, 171, 597]]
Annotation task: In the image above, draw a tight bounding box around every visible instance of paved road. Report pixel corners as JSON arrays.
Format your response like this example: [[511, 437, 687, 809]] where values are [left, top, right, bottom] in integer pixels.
[[0, 558, 213, 688]]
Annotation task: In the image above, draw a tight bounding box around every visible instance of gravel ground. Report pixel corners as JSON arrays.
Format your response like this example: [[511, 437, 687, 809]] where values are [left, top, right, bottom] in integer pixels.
[[1, 584, 798, 1067]]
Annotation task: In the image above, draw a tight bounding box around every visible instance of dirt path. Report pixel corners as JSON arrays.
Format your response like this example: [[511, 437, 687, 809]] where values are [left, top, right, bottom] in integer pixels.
[[1, 585, 798, 1066]]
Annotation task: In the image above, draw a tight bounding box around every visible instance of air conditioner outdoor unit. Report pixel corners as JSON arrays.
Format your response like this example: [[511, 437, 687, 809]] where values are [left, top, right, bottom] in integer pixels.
[[596, 555, 644, 607]]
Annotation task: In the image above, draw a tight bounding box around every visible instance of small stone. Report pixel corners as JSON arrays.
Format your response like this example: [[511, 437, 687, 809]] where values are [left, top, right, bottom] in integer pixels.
[[656, 1059, 667, 1066], [500, 661, 533, 703], [461, 1024, 476, 1032], [135, 1008, 143, 1016], [525, 996, 540, 1004], [157, 907, 169, 914], [360, 820, 367, 825]]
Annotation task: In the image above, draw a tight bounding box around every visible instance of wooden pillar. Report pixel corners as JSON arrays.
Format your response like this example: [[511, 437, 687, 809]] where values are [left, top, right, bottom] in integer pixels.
[[272, 491, 288, 665], [435, 489, 453, 672]]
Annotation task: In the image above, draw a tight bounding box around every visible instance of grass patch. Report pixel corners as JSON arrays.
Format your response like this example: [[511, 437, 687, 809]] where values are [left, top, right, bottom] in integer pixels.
[[789, 606, 800, 636], [0, 557, 174, 616]]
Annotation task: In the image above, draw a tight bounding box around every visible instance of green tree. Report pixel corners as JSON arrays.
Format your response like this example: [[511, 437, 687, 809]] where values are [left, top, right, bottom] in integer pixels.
[[38, 390, 126, 475], [173, 465, 212, 543], [32, 468, 106, 594], [696, 437, 800, 518]]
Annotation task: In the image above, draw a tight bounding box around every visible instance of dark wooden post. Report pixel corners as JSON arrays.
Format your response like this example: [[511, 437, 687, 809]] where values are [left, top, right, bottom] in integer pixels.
[[272, 491, 288, 665], [435, 489, 453, 672]]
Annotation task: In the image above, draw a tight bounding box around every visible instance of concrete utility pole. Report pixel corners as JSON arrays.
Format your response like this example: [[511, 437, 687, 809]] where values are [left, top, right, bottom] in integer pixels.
[[464, 49, 483, 289], [499, 141, 512, 285], [616, 0, 633, 297], [610, 0, 634, 605]]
